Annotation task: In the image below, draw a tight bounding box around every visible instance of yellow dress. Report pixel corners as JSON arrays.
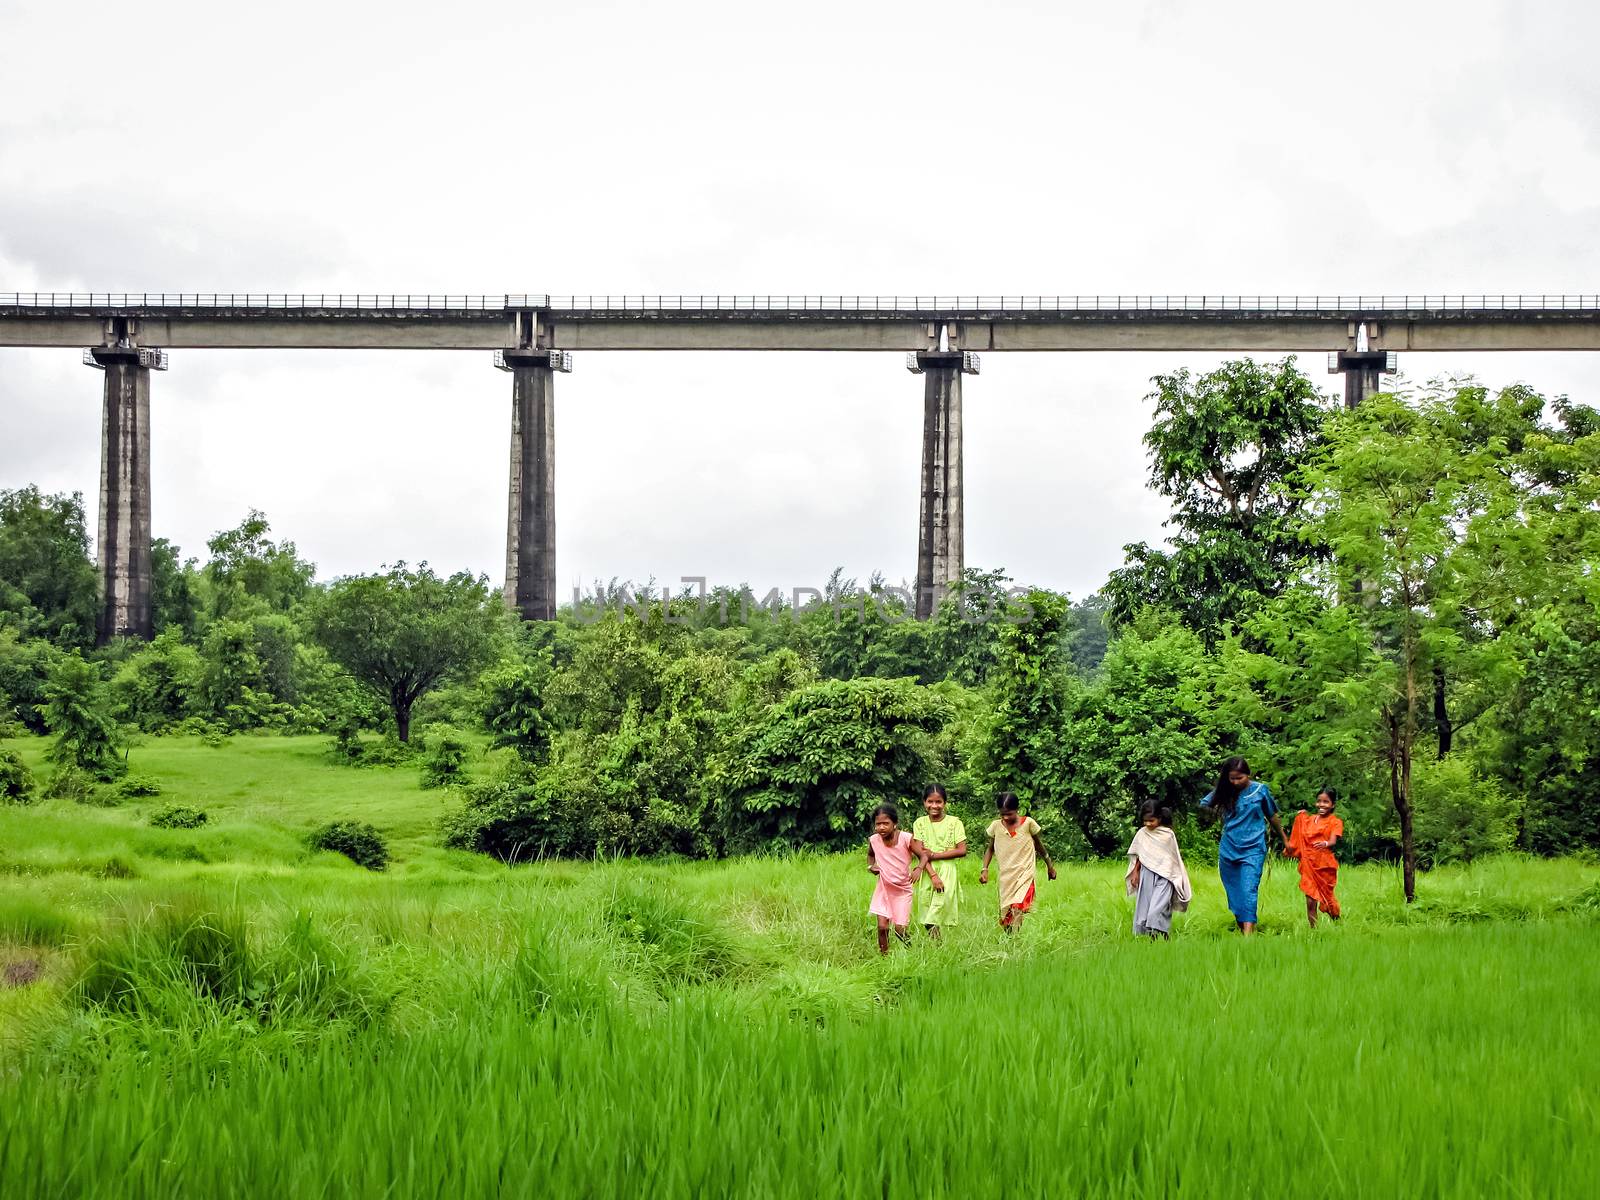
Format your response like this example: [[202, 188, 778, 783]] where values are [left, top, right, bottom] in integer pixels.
[[986, 816, 1041, 913], [912, 815, 966, 927]]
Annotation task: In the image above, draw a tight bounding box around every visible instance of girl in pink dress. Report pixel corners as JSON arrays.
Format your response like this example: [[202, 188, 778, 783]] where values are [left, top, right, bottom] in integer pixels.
[[866, 803, 929, 955]]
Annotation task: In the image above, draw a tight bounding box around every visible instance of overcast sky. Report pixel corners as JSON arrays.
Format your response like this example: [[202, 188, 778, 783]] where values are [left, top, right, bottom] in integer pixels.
[[3, 0, 1597, 600]]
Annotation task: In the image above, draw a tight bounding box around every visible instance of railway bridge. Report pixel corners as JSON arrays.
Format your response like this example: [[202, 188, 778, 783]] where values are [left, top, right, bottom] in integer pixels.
[[4, 292, 1598, 640]]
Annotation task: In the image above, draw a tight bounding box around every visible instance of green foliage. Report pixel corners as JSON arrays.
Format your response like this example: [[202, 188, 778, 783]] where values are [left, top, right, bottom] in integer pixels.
[[0, 747, 36, 804], [149, 804, 208, 829], [308, 820, 390, 871], [965, 589, 1074, 828], [43, 653, 125, 781], [441, 755, 577, 860], [201, 510, 316, 620], [0, 485, 100, 648], [419, 725, 470, 788], [150, 537, 201, 638], [73, 904, 387, 1029], [327, 713, 366, 764], [0, 625, 66, 733], [1411, 757, 1518, 867], [312, 564, 500, 742], [112, 630, 202, 731], [1055, 613, 1244, 854], [721, 676, 951, 852], [599, 879, 750, 986], [478, 658, 552, 759], [197, 618, 286, 731], [116, 774, 163, 798], [1106, 358, 1328, 642]]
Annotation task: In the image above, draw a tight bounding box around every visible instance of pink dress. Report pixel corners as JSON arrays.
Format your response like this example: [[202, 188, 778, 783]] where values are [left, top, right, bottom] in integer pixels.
[[869, 831, 915, 925]]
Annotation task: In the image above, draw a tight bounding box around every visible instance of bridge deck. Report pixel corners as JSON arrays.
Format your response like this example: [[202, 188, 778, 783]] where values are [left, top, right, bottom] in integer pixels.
[[3, 295, 1598, 351]]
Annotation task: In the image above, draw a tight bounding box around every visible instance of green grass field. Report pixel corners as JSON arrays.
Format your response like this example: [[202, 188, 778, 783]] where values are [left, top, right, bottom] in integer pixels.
[[2, 735, 1597, 1198]]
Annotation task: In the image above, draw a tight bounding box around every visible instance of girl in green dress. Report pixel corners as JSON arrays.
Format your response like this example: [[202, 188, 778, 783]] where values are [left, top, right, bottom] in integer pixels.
[[909, 783, 967, 939]]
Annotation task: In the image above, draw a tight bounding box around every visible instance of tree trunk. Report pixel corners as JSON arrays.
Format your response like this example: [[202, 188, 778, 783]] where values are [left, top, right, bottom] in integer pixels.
[[1434, 665, 1452, 759], [394, 698, 412, 743], [1398, 744, 1416, 904], [1388, 715, 1418, 903]]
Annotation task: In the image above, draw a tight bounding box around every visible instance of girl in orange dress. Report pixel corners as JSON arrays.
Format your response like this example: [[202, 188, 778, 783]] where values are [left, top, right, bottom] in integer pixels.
[[1285, 788, 1344, 926]]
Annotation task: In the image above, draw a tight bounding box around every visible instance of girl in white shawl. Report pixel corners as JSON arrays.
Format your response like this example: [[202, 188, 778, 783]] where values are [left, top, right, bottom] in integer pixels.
[[1125, 802, 1192, 939]]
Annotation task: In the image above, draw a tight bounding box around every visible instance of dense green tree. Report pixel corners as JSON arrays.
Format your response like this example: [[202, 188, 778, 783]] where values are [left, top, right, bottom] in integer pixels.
[[202, 511, 316, 619], [313, 565, 500, 742], [479, 658, 554, 760], [1057, 613, 1244, 855], [720, 676, 950, 852], [0, 486, 99, 648], [0, 626, 65, 733], [42, 653, 125, 781], [1106, 359, 1328, 642], [112, 630, 202, 731], [150, 537, 201, 638], [964, 590, 1075, 832]]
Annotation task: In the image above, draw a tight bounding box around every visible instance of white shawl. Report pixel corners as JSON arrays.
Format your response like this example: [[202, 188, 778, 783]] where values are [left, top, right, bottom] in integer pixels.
[[1125, 826, 1192, 909]]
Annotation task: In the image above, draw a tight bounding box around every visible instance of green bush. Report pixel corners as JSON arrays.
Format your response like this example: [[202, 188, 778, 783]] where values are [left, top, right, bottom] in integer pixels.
[[327, 713, 365, 764], [420, 724, 470, 789], [116, 774, 162, 798], [0, 748, 35, 804], [149, 804, 208, 829], [308, 820, 390, 871], [44, 765, 103, 804], [42, 653, 125, 781], [1412, 758, 1520, 867], [720, 676, 951, 853]]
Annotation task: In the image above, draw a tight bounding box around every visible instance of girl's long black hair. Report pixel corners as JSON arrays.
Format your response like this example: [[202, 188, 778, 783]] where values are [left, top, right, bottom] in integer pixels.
[[1211, 756, 1251, 818]]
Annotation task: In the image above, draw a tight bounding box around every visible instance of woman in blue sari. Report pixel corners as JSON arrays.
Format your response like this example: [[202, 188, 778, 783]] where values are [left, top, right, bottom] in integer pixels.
[[1199, 757, 1287, 935]]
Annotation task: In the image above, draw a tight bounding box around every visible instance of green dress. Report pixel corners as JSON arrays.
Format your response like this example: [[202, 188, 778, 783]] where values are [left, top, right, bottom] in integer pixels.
[[912, 814, 967, 927]]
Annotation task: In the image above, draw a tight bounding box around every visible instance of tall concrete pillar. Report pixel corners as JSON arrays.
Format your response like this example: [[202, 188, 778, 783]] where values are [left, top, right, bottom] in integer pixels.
[[1331, 349, 1396, 409], [83, 345, 163, 643], [909, 350, 976, 619], [496, 349, 569, 621]]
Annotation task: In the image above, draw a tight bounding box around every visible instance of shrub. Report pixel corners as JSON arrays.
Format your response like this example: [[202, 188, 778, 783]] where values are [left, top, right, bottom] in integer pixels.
[[1412, 757, 1520, 867], [441, 753, 617, 861], [720, 676, 952, 853], [308, 820, 390, 871], [116, 774, 163, 798], [327, 713, 365, 764], [42, 653, 125, 781], [149, 804, 208, 829], [0, 748, 35, 805], [44, 766, 102, 804], [420, 724, 470, 789]]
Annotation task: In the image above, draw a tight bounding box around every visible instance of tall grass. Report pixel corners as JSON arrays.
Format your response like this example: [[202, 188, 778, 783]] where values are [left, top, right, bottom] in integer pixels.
[[1, 736, 1597, 1196], [3, 921, 1594, 1198]]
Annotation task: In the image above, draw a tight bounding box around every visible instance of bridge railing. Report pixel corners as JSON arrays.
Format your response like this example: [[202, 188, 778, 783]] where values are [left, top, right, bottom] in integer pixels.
[[1, 293, 1598, 313]]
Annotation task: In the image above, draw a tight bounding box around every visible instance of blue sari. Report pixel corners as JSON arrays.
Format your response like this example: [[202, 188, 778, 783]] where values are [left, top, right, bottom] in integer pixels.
[[1200, 780, 1276, 923]]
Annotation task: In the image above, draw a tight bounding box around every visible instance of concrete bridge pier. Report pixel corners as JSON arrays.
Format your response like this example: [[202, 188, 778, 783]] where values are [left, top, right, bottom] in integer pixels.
[[908, 349, 978, 619], [496, 348, 570, 621], [83, 343, 165, 643], [1334, 350, 1396, 408]]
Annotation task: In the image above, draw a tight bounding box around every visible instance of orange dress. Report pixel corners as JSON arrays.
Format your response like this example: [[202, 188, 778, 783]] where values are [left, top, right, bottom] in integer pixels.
[[1286, 812, 1343, 916]]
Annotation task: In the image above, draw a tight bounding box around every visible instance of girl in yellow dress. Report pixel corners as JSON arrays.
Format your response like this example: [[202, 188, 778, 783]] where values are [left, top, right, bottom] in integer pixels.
[[910, 784, 967, 939], [979, 792, 1057, 931]]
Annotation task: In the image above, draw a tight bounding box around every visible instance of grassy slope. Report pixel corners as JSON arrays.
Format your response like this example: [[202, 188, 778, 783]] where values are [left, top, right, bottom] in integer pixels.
[[1, 734, 1597, 1197]]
